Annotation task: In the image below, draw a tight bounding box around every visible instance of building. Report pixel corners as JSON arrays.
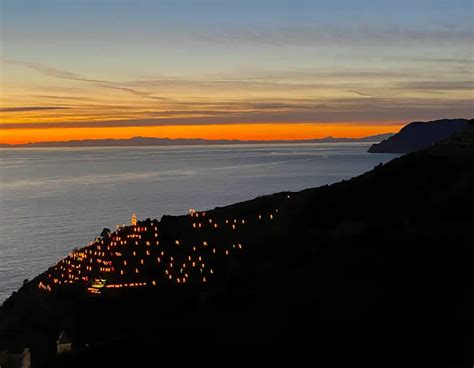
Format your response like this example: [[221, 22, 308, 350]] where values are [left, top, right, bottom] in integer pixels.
[[100, 228, 111, 238], [56, 331, 72, 354], [131, 212, 137, 226], [0, 348, 31, 368]]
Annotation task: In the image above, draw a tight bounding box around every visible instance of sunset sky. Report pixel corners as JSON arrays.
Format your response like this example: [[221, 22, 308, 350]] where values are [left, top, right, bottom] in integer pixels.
[[1, 0, 472, 144]]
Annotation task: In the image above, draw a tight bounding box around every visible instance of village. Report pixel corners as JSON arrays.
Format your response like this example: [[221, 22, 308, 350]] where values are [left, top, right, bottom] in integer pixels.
[[36, 198, 287, 297]]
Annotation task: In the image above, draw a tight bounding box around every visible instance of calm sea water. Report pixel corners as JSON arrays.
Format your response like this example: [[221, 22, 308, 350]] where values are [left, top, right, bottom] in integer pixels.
[[0, 143, 396, 302]]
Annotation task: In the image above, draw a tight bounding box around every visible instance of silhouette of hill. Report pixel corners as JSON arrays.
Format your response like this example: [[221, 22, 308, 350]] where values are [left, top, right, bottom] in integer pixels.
[[0, 133, 393, 148], [368, 118, 471, 153], [0, 124, 473, 365]]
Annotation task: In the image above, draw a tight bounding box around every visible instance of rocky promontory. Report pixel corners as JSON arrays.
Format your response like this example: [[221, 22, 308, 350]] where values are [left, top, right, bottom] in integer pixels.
[[368, 118, 471, 153]]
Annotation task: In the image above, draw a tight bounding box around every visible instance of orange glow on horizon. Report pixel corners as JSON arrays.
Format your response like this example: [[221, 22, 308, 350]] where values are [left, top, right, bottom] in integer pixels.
[[0, 123, 403, 145]]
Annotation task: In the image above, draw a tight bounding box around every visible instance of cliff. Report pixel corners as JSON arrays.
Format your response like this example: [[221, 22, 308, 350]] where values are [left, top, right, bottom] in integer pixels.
[[1, 126, 473, 365], [368, 118, 471, 153]]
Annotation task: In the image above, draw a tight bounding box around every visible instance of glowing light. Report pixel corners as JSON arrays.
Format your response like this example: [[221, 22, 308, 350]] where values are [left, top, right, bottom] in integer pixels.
[[91, 278, 106, 288], [88, 287, 100, 294]]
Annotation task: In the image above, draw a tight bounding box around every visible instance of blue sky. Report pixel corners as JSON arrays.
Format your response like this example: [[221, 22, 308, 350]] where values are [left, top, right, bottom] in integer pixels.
[[3, 0, 471, 71], [0, 0, 472, 142]]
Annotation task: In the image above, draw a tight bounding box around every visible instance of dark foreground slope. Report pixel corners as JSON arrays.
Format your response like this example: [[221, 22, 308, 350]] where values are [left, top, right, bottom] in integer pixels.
[[1, 124, 474, 365], [368, 118, 471, 153]]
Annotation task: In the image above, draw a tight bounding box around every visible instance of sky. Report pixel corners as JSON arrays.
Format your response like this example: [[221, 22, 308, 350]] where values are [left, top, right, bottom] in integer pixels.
[[0, 0, 473, 143]]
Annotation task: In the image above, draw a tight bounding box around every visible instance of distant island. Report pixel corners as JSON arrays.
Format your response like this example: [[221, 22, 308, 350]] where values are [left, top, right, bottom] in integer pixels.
[[368, 118, 471, 153], [1, 120, 473, 364], [0, 133, 393, 148]]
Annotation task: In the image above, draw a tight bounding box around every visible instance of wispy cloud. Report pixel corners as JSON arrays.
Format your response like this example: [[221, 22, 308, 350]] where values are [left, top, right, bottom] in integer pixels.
[[397, 80, 474, 91], [2, 59, 168, 101], [191, 24, 474, 47], [5, 22, 472, 48], [0, 106, 70, 112], [1, 97, 472, 129], [346, 90, 373, 97], [31, 95, 96, 102], [1, 60, 472, 128]]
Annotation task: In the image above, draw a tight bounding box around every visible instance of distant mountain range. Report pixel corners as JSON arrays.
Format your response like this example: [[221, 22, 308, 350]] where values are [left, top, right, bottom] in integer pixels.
[[368, 118, 472, 153], [0, 133, 393, 148]]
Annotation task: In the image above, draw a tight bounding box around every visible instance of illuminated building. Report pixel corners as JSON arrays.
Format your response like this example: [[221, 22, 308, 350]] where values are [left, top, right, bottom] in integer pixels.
[[57, 331, 72, 354]]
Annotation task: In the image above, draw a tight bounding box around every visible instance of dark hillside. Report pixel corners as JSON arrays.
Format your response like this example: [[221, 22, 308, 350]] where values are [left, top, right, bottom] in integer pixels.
[[368, 118, 470, 153], [1, 124, 473, 365]]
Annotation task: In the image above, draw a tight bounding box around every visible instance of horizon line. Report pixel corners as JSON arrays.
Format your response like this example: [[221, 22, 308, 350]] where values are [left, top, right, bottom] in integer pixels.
[[0, 132, 396, 147]]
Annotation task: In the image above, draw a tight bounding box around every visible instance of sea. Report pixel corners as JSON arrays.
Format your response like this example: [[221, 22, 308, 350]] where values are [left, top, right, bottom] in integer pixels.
[[0, 143, 396, 303]]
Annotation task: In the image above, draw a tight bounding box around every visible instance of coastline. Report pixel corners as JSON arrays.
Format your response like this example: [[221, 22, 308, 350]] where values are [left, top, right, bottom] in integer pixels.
[[1, 125, 473, 363]]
